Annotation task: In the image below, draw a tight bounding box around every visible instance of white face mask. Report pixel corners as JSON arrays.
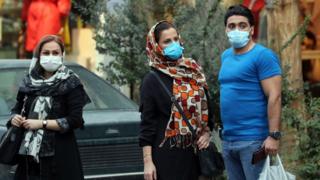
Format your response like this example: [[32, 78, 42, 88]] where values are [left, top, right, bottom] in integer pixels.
[[40, 55, 63, 72]]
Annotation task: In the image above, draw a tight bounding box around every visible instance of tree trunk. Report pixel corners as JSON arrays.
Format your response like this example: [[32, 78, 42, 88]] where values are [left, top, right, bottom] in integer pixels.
[[222, 0, 242, 8], [130, 83, 134, 100], [265, 0, 303, 172], [265, 0, 304, 105]]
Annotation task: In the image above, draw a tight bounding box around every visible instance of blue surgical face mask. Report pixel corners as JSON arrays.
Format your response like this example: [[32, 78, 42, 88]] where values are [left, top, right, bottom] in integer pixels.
[[227, 29, 250, 49], [163, 41, 184, 60]]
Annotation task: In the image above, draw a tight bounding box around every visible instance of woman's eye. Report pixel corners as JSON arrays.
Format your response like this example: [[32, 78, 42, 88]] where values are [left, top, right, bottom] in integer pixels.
[[42, 52, 50, 55], [52, 51, 59, 56], [164, 39, 172, 44]]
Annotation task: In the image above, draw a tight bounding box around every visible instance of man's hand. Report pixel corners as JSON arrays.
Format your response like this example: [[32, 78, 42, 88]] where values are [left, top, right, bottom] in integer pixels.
[[263, 136, 280, 155]]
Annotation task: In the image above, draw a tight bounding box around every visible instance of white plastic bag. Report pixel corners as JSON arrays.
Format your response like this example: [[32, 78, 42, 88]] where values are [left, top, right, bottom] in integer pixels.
[[210, 128, 222, 152], [258, 154, 295, 180]]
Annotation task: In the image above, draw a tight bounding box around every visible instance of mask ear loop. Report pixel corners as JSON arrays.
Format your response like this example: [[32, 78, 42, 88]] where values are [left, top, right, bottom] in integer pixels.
[[178, 34, 184, 47], [160, 34, 183, 55], [178, 35, 185, 62], [62, 51, 65, 62], [177, 37, 184, 63]]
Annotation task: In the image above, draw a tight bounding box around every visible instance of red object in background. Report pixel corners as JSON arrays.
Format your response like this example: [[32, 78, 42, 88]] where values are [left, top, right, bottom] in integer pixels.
[[242, 0, 265, 40], [21, 0, 71, 52]]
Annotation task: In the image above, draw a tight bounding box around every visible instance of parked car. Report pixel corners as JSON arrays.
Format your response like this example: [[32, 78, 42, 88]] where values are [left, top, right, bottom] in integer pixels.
[[0, 60, 143, 179]]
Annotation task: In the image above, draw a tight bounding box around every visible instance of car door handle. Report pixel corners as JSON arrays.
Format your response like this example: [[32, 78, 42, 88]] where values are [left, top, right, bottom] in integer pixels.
[[105, 128, 119, 135]]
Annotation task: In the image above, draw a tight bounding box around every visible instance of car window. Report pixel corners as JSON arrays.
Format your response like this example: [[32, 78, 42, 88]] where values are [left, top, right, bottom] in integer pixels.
[[71, 66, 137, 110], [0, 69, 27, 116], [0, 66, 137, 116]]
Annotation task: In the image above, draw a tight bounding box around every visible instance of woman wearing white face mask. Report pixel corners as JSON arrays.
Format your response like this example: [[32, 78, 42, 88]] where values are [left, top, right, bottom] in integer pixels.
[[8, 35, 91, 180]]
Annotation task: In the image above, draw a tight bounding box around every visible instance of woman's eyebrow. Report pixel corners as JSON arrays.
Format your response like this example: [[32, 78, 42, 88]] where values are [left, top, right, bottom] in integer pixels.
[[41, 49, 61, 52]]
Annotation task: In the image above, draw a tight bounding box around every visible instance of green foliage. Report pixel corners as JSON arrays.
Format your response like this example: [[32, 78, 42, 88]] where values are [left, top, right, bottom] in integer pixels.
[[71, 0, 101, 24], [94, 0, 149, 85], [90, 0, 228, 105], [294, 94, 320, 179], [74, 0, 320, 178], [279, 64, 320, 179], [280, 66, 320, 179], [280, 65, 303, 128], [277, 15, 320, 179], [280, 16, 311, 53], [174, 0, 228, 124], [295, 96, 320, 178]]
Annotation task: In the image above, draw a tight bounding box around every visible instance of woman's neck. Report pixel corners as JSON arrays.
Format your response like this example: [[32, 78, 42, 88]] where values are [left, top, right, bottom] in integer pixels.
[[43, 71, 54, 79]]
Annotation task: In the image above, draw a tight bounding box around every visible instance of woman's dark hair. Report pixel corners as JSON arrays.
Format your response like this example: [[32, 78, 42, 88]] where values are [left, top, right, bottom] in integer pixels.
[[32, 35, 65, 75], [154, 21, 177, 43], [224, 5, 255, 26]]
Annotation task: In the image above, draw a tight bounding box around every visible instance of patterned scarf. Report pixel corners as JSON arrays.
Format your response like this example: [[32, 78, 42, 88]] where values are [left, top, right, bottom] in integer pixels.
[[19, 57, 72, 162], [146, 21, 210, 148]]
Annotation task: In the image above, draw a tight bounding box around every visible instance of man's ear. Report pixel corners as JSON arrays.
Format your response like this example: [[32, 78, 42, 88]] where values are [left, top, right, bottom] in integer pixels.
[[225, 27, 229, 36], [250, 26, 255, 36]]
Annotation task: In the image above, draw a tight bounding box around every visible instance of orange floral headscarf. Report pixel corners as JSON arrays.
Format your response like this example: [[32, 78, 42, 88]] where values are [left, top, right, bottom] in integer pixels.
[[146, 21, 210, 148]]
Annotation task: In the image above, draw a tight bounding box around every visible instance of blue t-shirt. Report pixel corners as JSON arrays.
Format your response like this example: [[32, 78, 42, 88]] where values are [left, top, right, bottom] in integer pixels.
[[218, 44, 282, 141]]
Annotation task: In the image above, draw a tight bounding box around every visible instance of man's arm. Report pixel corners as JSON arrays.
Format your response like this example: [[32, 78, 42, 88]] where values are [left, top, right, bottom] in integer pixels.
[[261, 75, 282, 155]]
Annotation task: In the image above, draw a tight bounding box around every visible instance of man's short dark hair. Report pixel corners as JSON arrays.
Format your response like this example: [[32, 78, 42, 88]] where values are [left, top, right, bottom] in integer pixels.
[[224, 5, 255, 26]]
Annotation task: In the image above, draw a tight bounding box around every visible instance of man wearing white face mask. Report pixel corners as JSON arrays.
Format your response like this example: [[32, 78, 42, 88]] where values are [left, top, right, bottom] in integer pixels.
[[218, 5, 282, 180]]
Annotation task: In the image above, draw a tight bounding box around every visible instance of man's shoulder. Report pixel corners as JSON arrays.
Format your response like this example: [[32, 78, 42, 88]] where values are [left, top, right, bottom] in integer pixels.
[[254, 44, 276, 55], [221, 47, 233, 60], [222, 47, 233, 55], [253, 44, 281, 64]]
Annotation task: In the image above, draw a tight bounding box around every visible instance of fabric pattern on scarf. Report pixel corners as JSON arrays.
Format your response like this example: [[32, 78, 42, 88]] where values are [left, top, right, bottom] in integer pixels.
[[146, 21, 209, 148], [19, 96, 52, 163]]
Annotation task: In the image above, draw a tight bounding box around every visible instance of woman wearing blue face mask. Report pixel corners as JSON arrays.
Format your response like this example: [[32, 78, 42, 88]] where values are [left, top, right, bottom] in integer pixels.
[[139, 21, 214, 180], [9, 35, 90, 180]]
